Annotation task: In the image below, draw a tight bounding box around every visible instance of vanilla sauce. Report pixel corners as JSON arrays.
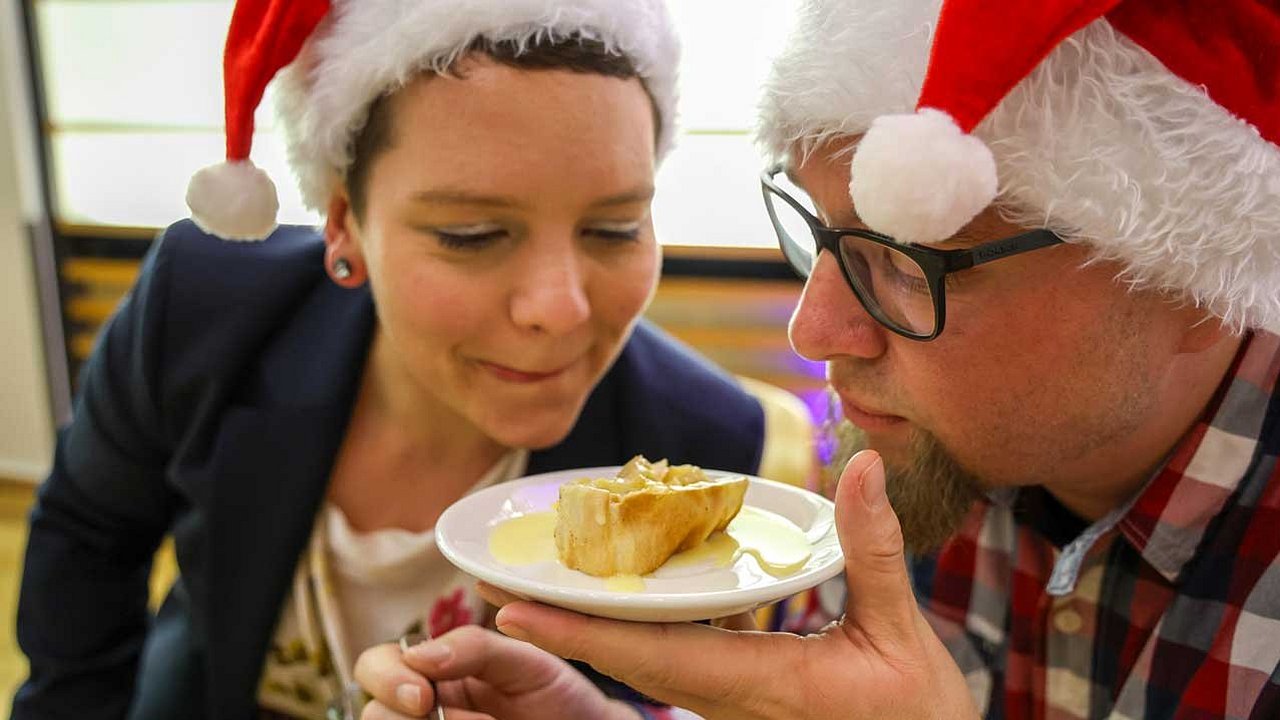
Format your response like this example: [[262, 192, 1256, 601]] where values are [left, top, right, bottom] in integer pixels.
[[488, 505, 811, 591]]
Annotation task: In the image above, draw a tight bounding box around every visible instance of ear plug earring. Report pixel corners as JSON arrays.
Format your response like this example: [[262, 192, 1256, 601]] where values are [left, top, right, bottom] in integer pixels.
[[332, 257, 352, 280]]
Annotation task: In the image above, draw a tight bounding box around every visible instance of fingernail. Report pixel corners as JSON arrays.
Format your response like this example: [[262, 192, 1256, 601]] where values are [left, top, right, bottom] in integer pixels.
[[396, 684, 423, 713], [408, 642, 453, 666], [496, 611, 528, 641], [843, 449, 877, 479], [860, 456, 887, 510]]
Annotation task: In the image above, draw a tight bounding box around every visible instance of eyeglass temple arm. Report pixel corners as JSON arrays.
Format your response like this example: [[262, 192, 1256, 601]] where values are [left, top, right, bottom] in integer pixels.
[[945, 229, 1063, 271]]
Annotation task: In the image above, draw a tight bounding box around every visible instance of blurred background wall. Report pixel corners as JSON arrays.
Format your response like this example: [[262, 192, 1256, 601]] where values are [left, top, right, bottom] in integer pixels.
[[0, 0, 54, 483]]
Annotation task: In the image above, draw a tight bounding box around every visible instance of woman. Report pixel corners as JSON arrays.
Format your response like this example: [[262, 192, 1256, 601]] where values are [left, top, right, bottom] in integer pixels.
[[12, 1, 765, 718]]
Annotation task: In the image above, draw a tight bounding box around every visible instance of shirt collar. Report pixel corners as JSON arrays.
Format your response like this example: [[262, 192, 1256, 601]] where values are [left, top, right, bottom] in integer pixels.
[[1004, 332, 1279, 595], [1116, 332, 1278, 583]]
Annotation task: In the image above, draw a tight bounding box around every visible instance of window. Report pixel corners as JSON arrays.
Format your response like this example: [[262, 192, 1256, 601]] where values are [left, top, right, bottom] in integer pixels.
[[34, 0, 800, 248]]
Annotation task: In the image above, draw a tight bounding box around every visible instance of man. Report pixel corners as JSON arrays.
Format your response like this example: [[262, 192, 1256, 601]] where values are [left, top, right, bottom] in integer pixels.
[[479, 0, 1280, 718]]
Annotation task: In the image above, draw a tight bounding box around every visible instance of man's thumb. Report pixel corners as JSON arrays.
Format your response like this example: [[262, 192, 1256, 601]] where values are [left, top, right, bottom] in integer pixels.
[[835, 449, 919, 642]]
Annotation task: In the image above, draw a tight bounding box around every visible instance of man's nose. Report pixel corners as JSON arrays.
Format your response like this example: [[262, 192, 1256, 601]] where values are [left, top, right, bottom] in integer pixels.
[[789, 251, 888, 361]]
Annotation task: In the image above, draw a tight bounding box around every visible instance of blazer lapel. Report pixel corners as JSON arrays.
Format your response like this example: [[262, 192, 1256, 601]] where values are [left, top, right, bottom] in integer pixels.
[[201, 282, 374, 718]]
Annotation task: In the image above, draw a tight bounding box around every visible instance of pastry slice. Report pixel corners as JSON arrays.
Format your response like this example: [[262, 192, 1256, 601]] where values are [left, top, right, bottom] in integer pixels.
[[555, 455, 748, 577]]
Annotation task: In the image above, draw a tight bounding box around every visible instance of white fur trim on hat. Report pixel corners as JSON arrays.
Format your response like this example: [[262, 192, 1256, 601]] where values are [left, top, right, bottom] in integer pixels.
[[186, 160, 279, 241], [850, 109, 996, 245], [759, 0, 1280, 333], [275, 0, 681, 214]]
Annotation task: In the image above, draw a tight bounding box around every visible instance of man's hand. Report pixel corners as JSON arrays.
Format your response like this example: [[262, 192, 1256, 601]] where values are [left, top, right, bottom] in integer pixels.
[[354, 625, 641, 719], [480, 450, 980, 720]]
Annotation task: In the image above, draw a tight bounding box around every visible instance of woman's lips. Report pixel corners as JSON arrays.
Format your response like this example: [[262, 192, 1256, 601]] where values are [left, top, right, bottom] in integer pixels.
[[479, 360, 573, 384], [839, 397, 907, 430]]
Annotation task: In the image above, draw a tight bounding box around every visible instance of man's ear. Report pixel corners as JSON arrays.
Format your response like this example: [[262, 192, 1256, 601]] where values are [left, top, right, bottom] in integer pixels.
[[1174, 302, 1238, 355]]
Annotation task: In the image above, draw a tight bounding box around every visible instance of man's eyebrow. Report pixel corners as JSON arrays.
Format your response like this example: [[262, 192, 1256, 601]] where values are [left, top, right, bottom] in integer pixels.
[[827, 201, 864, 230]]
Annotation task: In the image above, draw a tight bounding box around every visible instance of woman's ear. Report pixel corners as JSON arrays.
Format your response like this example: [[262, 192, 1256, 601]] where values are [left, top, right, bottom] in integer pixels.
[[324, 191, 368, 288]]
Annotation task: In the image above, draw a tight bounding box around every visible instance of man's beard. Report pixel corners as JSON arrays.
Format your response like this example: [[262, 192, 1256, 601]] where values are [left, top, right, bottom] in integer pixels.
[[822, 419, 984, 555]]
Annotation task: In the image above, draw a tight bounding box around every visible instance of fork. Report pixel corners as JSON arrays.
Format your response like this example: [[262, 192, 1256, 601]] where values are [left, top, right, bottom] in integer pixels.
[[400, 632, 446, 720]]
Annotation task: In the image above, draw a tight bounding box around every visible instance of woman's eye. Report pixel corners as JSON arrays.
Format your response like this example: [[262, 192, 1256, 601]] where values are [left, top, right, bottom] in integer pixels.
[[430, 226, 508, 250], [584, 222, 642, 242]]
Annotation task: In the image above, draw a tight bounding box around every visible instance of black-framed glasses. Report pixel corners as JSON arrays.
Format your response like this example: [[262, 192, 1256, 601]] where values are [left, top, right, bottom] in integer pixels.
[[761, 165, 1063, 341]]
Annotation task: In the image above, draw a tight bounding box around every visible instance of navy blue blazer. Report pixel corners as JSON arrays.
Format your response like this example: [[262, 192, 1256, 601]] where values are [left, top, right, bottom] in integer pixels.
[[14, 220, 765, 719]]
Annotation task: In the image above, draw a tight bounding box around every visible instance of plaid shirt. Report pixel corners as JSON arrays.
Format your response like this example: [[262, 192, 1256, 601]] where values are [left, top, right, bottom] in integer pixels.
[[908, 332, 1280, 719]]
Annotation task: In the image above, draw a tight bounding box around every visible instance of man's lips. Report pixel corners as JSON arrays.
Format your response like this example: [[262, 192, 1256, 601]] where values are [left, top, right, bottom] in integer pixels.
[[478, 359, 575, 384], [838, 396, 907, 430]]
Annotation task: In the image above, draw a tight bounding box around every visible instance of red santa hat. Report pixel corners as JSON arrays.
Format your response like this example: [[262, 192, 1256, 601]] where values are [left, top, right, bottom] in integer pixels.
[[758, 0, 1280, 333], [187, 0, 682, 242]]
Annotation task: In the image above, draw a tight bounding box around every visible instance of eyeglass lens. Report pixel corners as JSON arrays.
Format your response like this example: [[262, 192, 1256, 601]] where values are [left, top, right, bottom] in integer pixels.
[[765, 173, 937, 336]]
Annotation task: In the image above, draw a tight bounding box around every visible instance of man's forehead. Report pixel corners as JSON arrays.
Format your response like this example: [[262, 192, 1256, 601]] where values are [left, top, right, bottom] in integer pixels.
[[783, 139, 1029, 249], [783, 140, 856, 204], [784, 135, 860, 172], [781, 136, 864, 225]]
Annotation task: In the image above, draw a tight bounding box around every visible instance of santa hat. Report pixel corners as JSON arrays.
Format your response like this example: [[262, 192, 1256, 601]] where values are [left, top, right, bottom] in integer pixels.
[[187, 0, 682, 242], [758, 0, 1280, 333]]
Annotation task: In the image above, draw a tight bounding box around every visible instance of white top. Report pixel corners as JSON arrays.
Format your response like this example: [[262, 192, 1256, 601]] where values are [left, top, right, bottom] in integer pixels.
[[258, 450, 529, 718], [324, 449, 529, 669]]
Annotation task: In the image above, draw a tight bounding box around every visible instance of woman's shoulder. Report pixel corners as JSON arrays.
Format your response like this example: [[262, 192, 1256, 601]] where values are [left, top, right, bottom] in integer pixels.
[[143, 220, 329, 342], [609, 321, 766, 470], [152, 219, 326, 293], [619, 322, 746, 395], [124, 220, 348, 410]]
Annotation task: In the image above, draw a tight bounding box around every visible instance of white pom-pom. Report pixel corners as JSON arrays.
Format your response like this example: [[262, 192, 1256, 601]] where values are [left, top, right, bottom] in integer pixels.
[[849, 108, 997, 245], [185, 160, 279, 242]]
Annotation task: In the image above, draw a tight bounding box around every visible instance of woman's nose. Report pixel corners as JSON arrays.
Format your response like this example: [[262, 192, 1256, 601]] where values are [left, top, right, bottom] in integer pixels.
[[509, 246, 591, 335], [788, 251, 888, 361]]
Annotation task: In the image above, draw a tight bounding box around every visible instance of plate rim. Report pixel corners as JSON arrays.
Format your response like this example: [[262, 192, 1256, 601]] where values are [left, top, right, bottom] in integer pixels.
[[435, 466, 845, 614]]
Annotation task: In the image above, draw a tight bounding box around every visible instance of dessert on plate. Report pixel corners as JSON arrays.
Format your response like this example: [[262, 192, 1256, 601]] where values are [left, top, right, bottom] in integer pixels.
[[554, 455, 748, 577]]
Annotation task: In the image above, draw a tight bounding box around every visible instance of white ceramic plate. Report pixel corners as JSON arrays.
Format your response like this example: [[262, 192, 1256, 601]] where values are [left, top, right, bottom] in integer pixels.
[[436, 466, 844, 622]]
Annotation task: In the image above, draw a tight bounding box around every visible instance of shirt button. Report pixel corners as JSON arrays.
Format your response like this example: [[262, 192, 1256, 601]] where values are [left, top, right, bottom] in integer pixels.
[[1053, 608, 1084, 635]]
